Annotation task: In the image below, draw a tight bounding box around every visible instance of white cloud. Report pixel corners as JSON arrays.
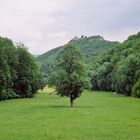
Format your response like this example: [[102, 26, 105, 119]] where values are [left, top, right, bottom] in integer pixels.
[[0, 0, 140, 54]]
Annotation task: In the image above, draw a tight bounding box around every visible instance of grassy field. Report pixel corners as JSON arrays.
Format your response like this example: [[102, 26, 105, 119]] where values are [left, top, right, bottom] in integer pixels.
[[0, 90, 140, 140]]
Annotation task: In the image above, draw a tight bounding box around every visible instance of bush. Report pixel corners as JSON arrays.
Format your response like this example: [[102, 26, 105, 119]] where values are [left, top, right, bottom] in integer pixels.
[[132, 79, 140, 98]]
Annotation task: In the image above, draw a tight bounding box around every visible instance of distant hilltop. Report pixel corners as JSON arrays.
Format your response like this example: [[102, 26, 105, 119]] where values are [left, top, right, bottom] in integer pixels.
[[37, 35, 119, 83], [70, 35, 104, 42]]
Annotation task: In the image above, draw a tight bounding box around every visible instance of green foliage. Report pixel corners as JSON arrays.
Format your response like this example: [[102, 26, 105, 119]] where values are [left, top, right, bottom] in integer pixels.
[[48, 44, 85, 107], [15, 45, 41, 97], [91, 32, 140, 97], [132, 78, 140, 97], [37, 36, 118, 84], [0, 37, 43, 100], [0, 38, 12, 100], [97, 62, 113, 91]]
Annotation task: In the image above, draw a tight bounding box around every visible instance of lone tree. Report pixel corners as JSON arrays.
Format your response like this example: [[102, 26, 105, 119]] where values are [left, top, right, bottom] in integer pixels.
[[49, 44, 85, 107]]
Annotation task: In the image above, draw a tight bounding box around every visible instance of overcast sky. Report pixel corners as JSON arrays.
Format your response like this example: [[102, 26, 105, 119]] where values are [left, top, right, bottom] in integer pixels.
[[0, 0, 140, 54]]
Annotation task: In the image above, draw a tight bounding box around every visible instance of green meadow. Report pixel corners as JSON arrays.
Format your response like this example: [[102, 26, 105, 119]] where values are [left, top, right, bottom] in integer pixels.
[[0, 90, 140, 140]]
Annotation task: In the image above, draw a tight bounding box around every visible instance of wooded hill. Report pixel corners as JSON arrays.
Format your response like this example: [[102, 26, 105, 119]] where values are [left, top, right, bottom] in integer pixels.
[[38, 32, 140, 98], [1, 32, 139, 100], [37, 35, 119, 83], [91, 32, 140, 97]]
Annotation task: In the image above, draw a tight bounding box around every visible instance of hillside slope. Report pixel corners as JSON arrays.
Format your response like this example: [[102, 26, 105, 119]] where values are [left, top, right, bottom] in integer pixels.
[[37, 35, 119, 82], [91, 32, 140, 97]]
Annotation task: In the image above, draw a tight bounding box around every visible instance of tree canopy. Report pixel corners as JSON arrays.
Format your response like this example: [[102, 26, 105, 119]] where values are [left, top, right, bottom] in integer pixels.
[[0, 37, 43, 100], [48, 44, 85, 107], [91, 32, 140, 97], [37, 36, 118, 85]]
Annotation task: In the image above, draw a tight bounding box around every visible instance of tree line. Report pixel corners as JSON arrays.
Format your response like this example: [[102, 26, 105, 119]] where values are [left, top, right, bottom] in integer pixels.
[[91, 32, 140, 97], [0, 37, 44, 100], [48, 32, 140, 107], [37, 36, 118, 84], [1, 32, 139, 103]]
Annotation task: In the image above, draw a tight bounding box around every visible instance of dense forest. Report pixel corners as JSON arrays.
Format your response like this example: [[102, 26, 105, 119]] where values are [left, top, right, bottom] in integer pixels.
[[38, 32, 140, 98], [37, 35, 119, 83], [0, 37, 43, 100], [91, 32, 140, 97], [0, 32, 140, 101]]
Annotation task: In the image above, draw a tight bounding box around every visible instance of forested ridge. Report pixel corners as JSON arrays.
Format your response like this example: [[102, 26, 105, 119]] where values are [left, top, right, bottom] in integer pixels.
[[0, 32, 140, 101], [0, 37, 43, 100], [37, 35, 119, 83], [91, 32, 140, 97], [38, 32, 140, 98]]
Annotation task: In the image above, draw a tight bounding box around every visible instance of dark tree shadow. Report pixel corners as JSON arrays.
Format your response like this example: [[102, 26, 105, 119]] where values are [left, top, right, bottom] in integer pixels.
[[34, 105, 94, 109]]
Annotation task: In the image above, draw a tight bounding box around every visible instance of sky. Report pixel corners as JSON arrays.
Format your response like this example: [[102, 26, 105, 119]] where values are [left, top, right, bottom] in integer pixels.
[[0, 0, 140, 54]]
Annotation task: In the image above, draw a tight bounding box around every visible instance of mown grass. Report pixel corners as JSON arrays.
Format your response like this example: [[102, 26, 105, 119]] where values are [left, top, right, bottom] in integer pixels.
[[0, 90, 140, 140]]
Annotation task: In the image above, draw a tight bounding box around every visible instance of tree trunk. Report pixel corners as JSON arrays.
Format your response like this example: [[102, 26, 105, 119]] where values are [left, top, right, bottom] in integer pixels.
[[70, 99, 74, 107], [70, 95, 74, 107]]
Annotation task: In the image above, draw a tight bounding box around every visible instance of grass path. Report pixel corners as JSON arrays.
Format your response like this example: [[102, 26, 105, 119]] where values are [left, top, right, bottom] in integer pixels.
[[0, 90, 140, 140]]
